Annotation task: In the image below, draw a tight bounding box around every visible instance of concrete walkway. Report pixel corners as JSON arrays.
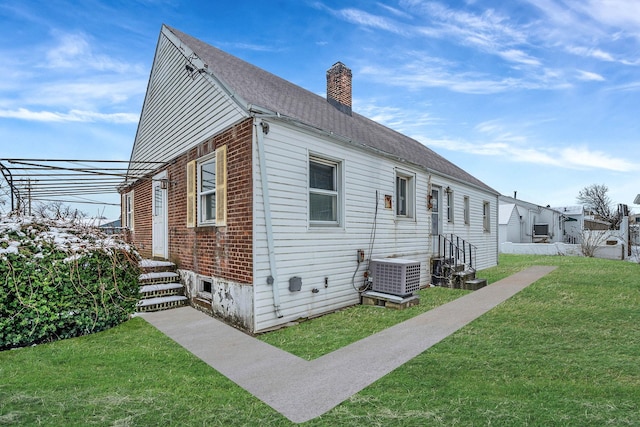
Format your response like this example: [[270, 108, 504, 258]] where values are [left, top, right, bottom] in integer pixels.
[[140, 265, 556, 423]]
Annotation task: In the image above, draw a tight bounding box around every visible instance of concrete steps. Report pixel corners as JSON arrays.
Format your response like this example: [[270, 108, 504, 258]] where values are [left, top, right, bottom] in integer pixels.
[[136, 260, 187, 312], [431, 257, 488, 291]]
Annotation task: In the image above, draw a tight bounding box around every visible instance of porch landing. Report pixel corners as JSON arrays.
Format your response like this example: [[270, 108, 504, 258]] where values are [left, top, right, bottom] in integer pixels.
[[140, 265, 556, 424]]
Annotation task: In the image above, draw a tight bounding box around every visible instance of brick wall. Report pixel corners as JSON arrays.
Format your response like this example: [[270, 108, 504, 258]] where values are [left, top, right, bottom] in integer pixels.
[[123, 118, 254, 285], [326, 62, 352, 110], [127, 180, 152, 255]]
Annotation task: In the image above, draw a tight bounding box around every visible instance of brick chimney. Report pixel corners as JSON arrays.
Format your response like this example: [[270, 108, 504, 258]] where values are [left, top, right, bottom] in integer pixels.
[[326, 62, 352, 115]]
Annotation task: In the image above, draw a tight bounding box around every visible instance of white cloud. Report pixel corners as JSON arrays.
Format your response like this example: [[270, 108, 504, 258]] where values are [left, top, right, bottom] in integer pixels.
[[558, 145, 636, 171], [572, 0, 640, 31], [332, 7, 407, 34], [19, 79, 146, 109], [355, 99, 440, 131], [412, 128, 635, 173], [566, 45, 615, 62], [474, 120, 528, 144], [360, 60, 567, 94], [576, 70, 605, 81], [408, 2, 528, 49], [45, 32, 141, 73], [376, 2, 413, 20], [0, 108, 138, 123], [498, 49, 541, 66]]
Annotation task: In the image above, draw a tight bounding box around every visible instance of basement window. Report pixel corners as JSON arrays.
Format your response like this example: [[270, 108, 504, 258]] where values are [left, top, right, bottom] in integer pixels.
[[199, 278, 212, 299]]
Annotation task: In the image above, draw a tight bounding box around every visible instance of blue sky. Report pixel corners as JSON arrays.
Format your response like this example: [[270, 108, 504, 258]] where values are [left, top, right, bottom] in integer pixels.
[[1, 0, 639, 219]]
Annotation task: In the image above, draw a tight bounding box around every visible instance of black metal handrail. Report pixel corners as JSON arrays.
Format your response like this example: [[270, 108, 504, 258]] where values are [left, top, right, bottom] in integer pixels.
[[437, 233, 477, 271]]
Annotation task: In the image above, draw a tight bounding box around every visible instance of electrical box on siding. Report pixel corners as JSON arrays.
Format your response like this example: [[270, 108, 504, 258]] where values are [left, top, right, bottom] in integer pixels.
[[289, 276, 302, 292], [371, 259, 421, 297]]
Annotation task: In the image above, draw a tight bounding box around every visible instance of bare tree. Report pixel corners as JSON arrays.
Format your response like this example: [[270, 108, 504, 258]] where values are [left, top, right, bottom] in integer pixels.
[[580, 229, 610, 257], [577, 184, 621, 229], [32, 201, 86, 221]]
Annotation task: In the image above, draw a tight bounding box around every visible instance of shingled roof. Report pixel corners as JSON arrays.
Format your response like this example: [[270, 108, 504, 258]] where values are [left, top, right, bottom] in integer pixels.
[[166, 25, 497, 194]]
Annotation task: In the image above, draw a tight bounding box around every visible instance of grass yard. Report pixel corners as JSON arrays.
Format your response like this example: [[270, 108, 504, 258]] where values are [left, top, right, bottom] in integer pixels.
[[1, 254, 639, 426]]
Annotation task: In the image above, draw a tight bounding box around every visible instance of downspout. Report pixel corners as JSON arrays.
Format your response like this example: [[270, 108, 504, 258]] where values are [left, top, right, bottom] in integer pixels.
[[255, 119, 283, 318]]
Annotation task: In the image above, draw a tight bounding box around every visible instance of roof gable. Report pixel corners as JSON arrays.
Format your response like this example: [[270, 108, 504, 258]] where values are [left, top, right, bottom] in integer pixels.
[[164, 25, 497, 194]]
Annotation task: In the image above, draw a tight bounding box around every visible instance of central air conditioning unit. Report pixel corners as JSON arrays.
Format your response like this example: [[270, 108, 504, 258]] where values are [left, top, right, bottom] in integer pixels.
[[533, 223, 550, 237], [370, 258, 421, 297]]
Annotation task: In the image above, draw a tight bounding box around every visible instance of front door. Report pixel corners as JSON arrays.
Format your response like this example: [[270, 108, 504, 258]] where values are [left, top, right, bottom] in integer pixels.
[[152, 171, 168, 259], [431, 187, 441, 252], [431, 187, 440, 235]]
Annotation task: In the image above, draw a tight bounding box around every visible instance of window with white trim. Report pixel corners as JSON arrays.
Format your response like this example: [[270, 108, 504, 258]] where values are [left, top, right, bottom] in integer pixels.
[[309, 155, 341, 225], [446, 189, 454, 223], [198, 155, 217, 225], [122, 191, 134, 230], [483, 201, 491, 232], [395, 170, 415, 218], [187, 145, 227, 228], [463, 196, 470, 225]]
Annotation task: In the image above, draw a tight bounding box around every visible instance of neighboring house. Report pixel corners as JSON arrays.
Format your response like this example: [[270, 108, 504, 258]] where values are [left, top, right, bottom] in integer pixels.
[[120, 25, 499, 333], [98, 218, 122, 235], [554, 206, 584, 243], [552, 206, 611, 244], [498, 196, 565, 245]]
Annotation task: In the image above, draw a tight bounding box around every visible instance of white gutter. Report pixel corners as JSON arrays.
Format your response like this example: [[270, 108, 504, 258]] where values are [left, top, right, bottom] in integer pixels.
[[255, 119, 283, 318], [250, 109, 499, 196]]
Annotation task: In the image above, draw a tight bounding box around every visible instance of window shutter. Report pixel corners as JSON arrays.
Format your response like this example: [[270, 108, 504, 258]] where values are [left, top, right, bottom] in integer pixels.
[[129, 190, 134, 230], [215, 145, 227, 226], [186, 160, 196, 228]]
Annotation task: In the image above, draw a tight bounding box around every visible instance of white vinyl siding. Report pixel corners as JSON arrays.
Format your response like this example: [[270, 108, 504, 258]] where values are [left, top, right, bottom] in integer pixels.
[[253, 121, 450, 332], [438, 186, 498, 272], [128, 28, 246, 172]]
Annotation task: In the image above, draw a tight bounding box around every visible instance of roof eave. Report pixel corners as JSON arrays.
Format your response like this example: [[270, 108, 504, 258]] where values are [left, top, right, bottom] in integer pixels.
[[254, 112, 499, 195]]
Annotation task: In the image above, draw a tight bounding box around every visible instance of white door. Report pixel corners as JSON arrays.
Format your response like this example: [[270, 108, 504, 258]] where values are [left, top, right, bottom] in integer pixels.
[[431, 187, 441, 236], [431, 187, 441, 253], [152, 171, 168, 259]]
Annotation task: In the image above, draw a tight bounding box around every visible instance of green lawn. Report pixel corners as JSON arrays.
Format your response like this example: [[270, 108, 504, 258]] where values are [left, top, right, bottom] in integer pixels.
[[2, 254, 639, 426]]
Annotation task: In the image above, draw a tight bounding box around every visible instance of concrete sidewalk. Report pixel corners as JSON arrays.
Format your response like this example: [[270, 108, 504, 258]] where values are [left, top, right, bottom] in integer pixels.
[[140, 265, 556, 423]]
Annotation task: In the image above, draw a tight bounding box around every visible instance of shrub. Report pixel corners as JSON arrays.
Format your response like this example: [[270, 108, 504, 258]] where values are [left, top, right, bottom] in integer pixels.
[[0, 215, 140, 350]]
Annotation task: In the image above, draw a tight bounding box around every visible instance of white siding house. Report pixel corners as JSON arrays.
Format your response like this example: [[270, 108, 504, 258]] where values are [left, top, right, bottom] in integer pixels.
[[498, 196, 565, 245], [122, 25, 500, 333]]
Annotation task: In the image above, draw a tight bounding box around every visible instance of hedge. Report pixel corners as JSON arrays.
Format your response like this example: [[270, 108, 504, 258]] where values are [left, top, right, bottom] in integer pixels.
[[0, 216, 140, 350]]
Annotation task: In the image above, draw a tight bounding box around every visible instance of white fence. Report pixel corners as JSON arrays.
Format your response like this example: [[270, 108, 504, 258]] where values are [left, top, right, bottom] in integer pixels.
[[500, 241, 626, 260]]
